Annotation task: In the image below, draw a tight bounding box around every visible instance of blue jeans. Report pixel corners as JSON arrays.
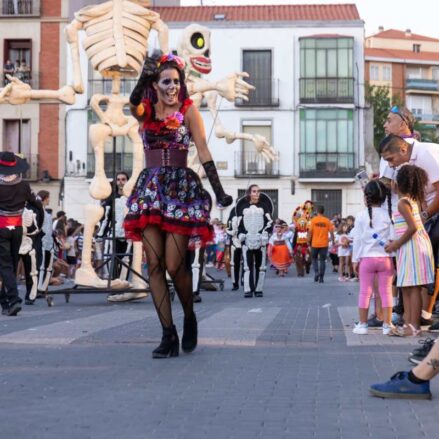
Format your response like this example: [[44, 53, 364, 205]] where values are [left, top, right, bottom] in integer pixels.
[[311, 247, 328, 278]]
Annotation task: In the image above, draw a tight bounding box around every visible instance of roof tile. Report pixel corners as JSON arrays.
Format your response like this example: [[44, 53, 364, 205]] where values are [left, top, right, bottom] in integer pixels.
[[369, 29, 439, 43], [152, 4, 361, 23], [365, 47, 439, 62]]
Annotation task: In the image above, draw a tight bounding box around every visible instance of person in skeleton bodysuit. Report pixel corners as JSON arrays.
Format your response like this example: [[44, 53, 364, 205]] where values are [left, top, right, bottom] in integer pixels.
[[19, 203, 44, 305], [125, 54, 232, 358], [226, 205, 243, 291], [237, 185, 273, 298], [36, 190, 54, 298]]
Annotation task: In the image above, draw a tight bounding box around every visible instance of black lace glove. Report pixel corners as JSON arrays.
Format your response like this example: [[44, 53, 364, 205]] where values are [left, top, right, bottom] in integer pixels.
[[202, 160, 233, 207], [129, 56, 160, 106]]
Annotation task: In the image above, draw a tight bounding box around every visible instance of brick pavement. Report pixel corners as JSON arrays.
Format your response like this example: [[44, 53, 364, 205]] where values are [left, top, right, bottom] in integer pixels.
[[0, 270, 438, 438]]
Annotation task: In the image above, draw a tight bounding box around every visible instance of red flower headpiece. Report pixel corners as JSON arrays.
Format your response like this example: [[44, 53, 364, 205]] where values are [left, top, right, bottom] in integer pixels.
[[158, 53, 186, 71]]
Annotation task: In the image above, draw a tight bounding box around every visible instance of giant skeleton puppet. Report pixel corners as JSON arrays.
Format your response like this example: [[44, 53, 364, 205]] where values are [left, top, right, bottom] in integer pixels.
[[65, 0, 169, 296], [237, 187, 273, 298], [177, 24, 277, 173]]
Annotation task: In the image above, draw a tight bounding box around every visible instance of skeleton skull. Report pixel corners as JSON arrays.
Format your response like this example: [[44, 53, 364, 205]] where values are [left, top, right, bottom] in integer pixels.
[[178, 24, 212, 75]]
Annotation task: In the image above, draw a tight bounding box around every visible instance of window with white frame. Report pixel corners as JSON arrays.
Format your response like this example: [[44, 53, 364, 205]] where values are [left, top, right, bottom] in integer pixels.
[[382, 65, 392, 81], [299, 109, 354, 175], [370, 64, 379, 81]]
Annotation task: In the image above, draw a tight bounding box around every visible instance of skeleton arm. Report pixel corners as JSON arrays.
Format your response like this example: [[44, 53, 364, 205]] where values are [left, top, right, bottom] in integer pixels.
[[187, 73, 253, 102], [65, 18, 85, 94]]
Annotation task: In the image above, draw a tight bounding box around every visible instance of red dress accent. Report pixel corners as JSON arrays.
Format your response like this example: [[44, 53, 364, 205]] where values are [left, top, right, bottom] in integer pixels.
[[124, 99, 213, 245]]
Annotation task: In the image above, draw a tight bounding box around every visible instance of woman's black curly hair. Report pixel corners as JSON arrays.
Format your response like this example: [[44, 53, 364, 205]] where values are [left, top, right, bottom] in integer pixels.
[[364, 179, 393, 228], [395, 164, 428, 205]]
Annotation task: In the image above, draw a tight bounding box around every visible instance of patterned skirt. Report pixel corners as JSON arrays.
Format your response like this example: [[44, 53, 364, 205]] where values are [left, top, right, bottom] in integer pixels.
[[124, 166, 213, 245]]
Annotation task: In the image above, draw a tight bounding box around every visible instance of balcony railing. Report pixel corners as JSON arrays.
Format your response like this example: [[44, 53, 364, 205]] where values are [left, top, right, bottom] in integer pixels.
[[88, 78, 137, 99], [299, 152, 355, 178], [87, 152, 133, 179], [414, 113, 439, 123], [234, 151, 279, 178], [235, 78, 279, 107], [299, 78, 354, 103], [406, 78, 439, 92], [0, 0, 40, 16], [2, 71, 39, 89]]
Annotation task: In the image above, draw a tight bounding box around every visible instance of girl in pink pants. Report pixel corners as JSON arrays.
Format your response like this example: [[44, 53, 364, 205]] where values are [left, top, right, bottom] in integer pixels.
[[352, 180, 395, 335]]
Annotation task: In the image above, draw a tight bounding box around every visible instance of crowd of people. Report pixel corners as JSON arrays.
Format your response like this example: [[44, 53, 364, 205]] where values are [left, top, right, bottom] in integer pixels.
[[3, 51, 439, 399], [3, 58, 31, 85]]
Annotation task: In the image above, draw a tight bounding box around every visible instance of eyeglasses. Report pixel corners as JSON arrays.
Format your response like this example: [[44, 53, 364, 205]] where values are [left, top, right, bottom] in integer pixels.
[[390, 106, 409, 126]]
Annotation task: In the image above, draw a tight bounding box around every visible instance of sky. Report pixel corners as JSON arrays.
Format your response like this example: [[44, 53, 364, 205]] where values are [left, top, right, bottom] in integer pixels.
[[181, 0, 439, 39]]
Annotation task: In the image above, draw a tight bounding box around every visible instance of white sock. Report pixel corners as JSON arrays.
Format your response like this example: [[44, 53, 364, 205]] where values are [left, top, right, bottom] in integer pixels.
[[392, 297, 398, 307], [422, 310, 432, 320]]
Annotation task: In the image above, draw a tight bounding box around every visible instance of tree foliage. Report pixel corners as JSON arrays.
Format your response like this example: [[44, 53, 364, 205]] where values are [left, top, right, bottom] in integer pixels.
[[365, 83, 404, 152]]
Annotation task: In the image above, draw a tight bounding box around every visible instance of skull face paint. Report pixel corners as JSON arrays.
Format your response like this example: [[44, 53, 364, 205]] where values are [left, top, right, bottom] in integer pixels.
[[153, 68, 181, 106]]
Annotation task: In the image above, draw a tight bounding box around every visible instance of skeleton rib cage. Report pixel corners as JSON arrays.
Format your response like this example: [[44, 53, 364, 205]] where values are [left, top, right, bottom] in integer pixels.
[[76, 1, 159, 76]]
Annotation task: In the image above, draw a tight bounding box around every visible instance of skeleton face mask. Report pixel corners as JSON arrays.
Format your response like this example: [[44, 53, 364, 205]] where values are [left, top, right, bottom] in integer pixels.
[[178, 24, 212, 75], [154, 68, 181, 106]]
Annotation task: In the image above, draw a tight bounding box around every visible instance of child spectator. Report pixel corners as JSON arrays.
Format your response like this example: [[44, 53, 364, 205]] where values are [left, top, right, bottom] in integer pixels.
[[384, 165, 435, 337], [352, 180, 395, 335]]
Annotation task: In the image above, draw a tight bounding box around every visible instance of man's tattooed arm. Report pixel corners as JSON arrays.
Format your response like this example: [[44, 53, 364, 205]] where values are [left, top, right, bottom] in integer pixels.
[[427, 358, 439, 371]]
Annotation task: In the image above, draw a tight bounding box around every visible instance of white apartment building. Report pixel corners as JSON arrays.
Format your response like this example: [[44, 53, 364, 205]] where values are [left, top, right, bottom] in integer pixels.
[[64, 3, 366, 222]]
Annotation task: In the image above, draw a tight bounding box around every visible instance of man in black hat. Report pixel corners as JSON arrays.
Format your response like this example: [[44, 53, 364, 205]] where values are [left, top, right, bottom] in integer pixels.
[[0, 151, 43, 316]]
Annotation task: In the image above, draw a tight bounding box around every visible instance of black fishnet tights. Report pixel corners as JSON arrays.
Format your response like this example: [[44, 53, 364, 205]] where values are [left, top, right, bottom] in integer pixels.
[[143, 226, 193, 329]]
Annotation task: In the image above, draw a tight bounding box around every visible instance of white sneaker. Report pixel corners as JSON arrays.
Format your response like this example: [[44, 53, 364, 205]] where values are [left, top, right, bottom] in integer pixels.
[[338, 277, 346, 282], [382, 323, 395, 335], [353, 322, 368, 335]]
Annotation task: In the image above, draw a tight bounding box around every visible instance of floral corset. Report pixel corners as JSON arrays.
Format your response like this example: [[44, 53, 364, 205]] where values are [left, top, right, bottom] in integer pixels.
[[140, 98, 193, 152]]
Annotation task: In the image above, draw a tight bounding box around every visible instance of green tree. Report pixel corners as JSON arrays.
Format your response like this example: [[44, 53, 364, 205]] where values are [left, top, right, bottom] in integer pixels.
[[365, 83, 390, 152]]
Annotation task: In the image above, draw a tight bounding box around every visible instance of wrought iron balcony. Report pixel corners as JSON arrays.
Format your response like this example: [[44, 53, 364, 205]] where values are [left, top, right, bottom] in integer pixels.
[[235, 78, 280, 107], [299, 78, 354, 103], [2, 71, 38, 88], [299, 152, 356, 179], [87, 152, 133, 179], [87, 78, 137, 99], [406, 78, 439, 92], [0, 0, 40, 16], [414, 113, 439, 123], [234, 151, 279, 178]]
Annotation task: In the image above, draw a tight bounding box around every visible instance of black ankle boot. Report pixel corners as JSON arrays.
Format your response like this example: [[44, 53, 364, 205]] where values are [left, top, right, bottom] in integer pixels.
[[152, 325, 179, 359], [182, 313, 198, 353]]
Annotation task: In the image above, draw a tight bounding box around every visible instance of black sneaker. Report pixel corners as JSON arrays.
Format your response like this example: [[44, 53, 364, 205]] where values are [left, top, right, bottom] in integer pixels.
[[244, 291, 253, 298], [314, 275, 319, 282], [367, 316, 383, 327], [428, 321, 439, 332], [193, 294, 202, 303], [318, 275, 324, 283], [409, 337, 436, 357], [420, 317, 433, 326]]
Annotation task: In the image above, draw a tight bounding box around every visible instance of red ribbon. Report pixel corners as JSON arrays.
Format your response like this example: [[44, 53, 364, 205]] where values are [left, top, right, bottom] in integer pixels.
[[0, 159, 17, 167]]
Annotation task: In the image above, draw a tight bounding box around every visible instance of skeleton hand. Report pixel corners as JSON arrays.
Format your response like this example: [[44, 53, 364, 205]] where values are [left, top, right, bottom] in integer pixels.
[[215, 72, 255, 102], [57, 85, 76, 105], [0, 75, 31, 104], [238, 233, 246, 243], [252, 134, 278, 163]]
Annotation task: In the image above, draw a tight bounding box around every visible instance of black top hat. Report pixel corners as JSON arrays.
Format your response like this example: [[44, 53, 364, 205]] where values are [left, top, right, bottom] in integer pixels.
[[0, 151, 29, 176]]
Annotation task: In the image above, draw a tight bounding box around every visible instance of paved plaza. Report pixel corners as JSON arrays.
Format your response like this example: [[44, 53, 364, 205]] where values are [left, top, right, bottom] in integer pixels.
[[1, 270, 438, 439]]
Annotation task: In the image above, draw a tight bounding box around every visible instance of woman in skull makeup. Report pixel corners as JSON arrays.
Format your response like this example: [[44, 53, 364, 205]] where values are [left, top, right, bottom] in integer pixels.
[[125, 53, 232, 358]]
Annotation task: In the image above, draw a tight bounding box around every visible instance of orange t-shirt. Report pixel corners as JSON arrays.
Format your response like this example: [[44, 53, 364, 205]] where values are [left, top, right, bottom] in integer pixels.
[[309, 215, 334, 248]]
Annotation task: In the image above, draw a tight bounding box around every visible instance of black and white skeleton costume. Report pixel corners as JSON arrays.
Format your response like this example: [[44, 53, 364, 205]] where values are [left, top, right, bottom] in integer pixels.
[[19, 204, 44, 303], [236, 193, 273, 298], [37, 207, 54, 296], [226, 206, 243, 291]]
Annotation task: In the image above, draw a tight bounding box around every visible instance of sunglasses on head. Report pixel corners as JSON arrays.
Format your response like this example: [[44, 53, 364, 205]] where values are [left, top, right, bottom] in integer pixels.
[[390, 106, 409, 126]]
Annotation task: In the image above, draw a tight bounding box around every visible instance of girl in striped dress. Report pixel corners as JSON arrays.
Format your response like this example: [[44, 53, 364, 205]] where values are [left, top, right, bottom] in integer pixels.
[[384, 165, 434, 336]]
